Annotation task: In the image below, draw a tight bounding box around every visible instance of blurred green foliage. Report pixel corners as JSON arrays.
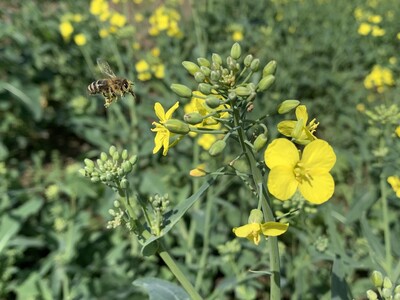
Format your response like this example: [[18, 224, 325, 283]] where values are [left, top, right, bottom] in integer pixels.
[[1, 0, 400, 299]]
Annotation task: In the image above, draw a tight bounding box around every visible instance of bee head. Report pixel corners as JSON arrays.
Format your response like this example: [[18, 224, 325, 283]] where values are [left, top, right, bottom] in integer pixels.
[[122, 80, 130, 90]]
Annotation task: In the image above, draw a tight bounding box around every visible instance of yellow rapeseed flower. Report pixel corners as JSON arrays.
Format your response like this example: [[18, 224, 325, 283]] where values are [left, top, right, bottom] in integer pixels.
[[74, 33, 87, 46], [232, 30, 244, 41], [99, 28, 109, 38], [138, 72, 152, 81], [397, 32, 400, 40], [233, 209, 289, 245], [395, 126, 400, 138], [364, 65, 394, 92], [198, 134, 218, 151], [368, 15, 382, 23], [388, 176, 400, 198], [277, 105, 319, 145], [151, 102, 180, 156], [358, 22, 371, 36], [90, 0, 108, 16], [153, 64, 165, 79], [371, 26, 385, 37], [135, 59, 150, 73], [265, 138, 336, 204], [151, 47, 160, 57], [110, 12, 127, 27], [59, 21, 74, 41]]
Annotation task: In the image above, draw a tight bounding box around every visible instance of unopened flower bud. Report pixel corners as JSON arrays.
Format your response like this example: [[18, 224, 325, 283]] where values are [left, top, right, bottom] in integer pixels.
[[109, 145, 117, 156], [122, 161, 132, 173], [200, 66, 211, 77], [120, 178, 129, 189], [257, 75, 275, 92], [189, 167, 207, 177], [208, 140, 226, 156], [371, 271, 383, 288], [212, 53, 222, 66], [226, 56, 236, 70], [205, 96, 221, 108], [198, 83, 212, 95], [244, 54, 253, 67], [263, 60, 277, 77], [382, 288, 392, 298], [164, 119, 190, 134], [171, 84, 193, 98], [292, 120, 304, 140], [84, 158, 95, 168], [394, 294, 400, 300], [121, 149, 128, 160], [182, 61, 200, 75], [250, 58, 260, 71], [112, 151, 119, 161], [278, 100, 300, 114], [248, 209, 263, 223], [197, 57, 210, 67], [100, 152, 108, 161], [395, 285, 400, 294], [194, 72, 206, 83], [383, 276, 392, 289], [210, 70, 221, 82], [184, 112, 204, 125], [78, 169, 86, 176], [366, 290, 378, 300], [253, 133, 268, 152], [234, 86, 252, 97], [91, 176, 100, 183], [230, 43, 241, 60], [129, 155, 138, 165]]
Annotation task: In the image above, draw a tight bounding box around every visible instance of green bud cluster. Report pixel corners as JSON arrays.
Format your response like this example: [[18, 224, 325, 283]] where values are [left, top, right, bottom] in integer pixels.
[[174, 43, 277, 104], [149, 193, 170, 236], [79, 145, 137, 190], [368, 271, 400, 300]]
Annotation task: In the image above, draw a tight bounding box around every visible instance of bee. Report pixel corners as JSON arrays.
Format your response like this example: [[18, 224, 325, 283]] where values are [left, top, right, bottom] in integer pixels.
[[88, 58, 136, 107]]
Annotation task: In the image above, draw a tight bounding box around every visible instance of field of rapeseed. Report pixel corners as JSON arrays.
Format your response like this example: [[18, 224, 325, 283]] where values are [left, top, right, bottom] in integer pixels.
[[1, 0, 400, 299]]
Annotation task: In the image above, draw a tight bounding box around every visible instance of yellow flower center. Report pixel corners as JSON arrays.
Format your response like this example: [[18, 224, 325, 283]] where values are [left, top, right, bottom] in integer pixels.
[[293, 162, 313, 184]]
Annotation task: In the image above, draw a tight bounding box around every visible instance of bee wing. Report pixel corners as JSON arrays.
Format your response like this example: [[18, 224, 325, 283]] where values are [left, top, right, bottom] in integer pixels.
[[97, 58, 117, 78]]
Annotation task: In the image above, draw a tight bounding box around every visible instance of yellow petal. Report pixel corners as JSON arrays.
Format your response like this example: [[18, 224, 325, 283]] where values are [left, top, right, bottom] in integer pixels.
[[267, 165, 298, 200], [165, 101, 179, 120], [154, 102, 166, 122], [301, 140, 336, 172], [153, 131, 164, 154], [277, 120, 296, 136], [232, 223, 260, 238], [261, 222, 289, 236], [265, 138, 299, 169], [299, 172, 335, 204], [162, 130, 170, 156], [295, 105, 308, 123]]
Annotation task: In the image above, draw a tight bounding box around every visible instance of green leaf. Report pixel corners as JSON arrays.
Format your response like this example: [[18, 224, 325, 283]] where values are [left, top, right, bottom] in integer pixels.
[[345, 190, 377, 224], [0, 81, 42, 121], [141, 172, 220, 256], [331, 254, 352, 300], [133, 277, 190, 300]]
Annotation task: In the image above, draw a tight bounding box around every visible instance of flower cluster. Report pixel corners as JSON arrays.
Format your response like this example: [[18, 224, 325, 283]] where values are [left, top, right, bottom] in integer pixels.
[[135, 48, 166, 81], [79, 145, 137, 190], [364, 65, 395, 93], [354, 7, 385, 37], [388, 176, 400, 198], [148, 5, 183, 38], [59, 13, 87, 46]]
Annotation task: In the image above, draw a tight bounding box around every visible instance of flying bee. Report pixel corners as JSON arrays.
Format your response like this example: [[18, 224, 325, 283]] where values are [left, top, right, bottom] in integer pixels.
[[88, 58, 136, 108]]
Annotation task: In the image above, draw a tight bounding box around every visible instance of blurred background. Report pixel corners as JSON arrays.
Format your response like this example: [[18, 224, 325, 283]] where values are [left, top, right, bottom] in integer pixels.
[[1, 0, 399, 299]]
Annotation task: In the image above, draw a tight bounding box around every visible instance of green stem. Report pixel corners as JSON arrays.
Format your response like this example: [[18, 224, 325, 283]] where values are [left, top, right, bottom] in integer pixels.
[[158, 243, 203, 300], [195, 187, 213, 289], [231, 104, 281, 299]]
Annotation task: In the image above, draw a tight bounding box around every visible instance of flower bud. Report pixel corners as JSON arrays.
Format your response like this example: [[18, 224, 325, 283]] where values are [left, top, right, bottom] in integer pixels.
[[189, 168, 207, 177], [212, 53, 222, 66], [205, 96, 221, 108], [122, 161, 132, 173], [184, 112, 204, 125], [164, 119, 190, 134], [253, 133, 268, 152], [121, 149, 128, 160], [120, 178, 129, 189], [292, 120, 304, 140], [84, 158, 95, 168], [182, 61, 200, 75], [194, 72, 206, 83], [91, 176, 100, 183], [257, 75, 275, 92], [226, 56, 236, 70], [395, 285, 400, 294], [109, 145, 117, 156], [382, 288, 392, 299], [112, 151, 120, 161], [230, 42, 241, 60], [278, 100, 300, 114], [198, 83, 212, 95], [262, 60, 277, 77], [248, 209, 263, 223], [129, 155, 138, 165], [383, 276, 392, 289], [208, 140, 226, 156], [210, 70, 221, 82], [100, 152, 108, 161], [170, 84, 193, 98], [200, 66, 211, 77], [244, 54, 253, 67], [250, 58, 260, 71], [371, 271, 383, 288], [234, 86, 252, 97], [394, 294, 400, 300], [197, 57, 210, 67], [366, 290, 378, 300], [78, 169, 86, 177]]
